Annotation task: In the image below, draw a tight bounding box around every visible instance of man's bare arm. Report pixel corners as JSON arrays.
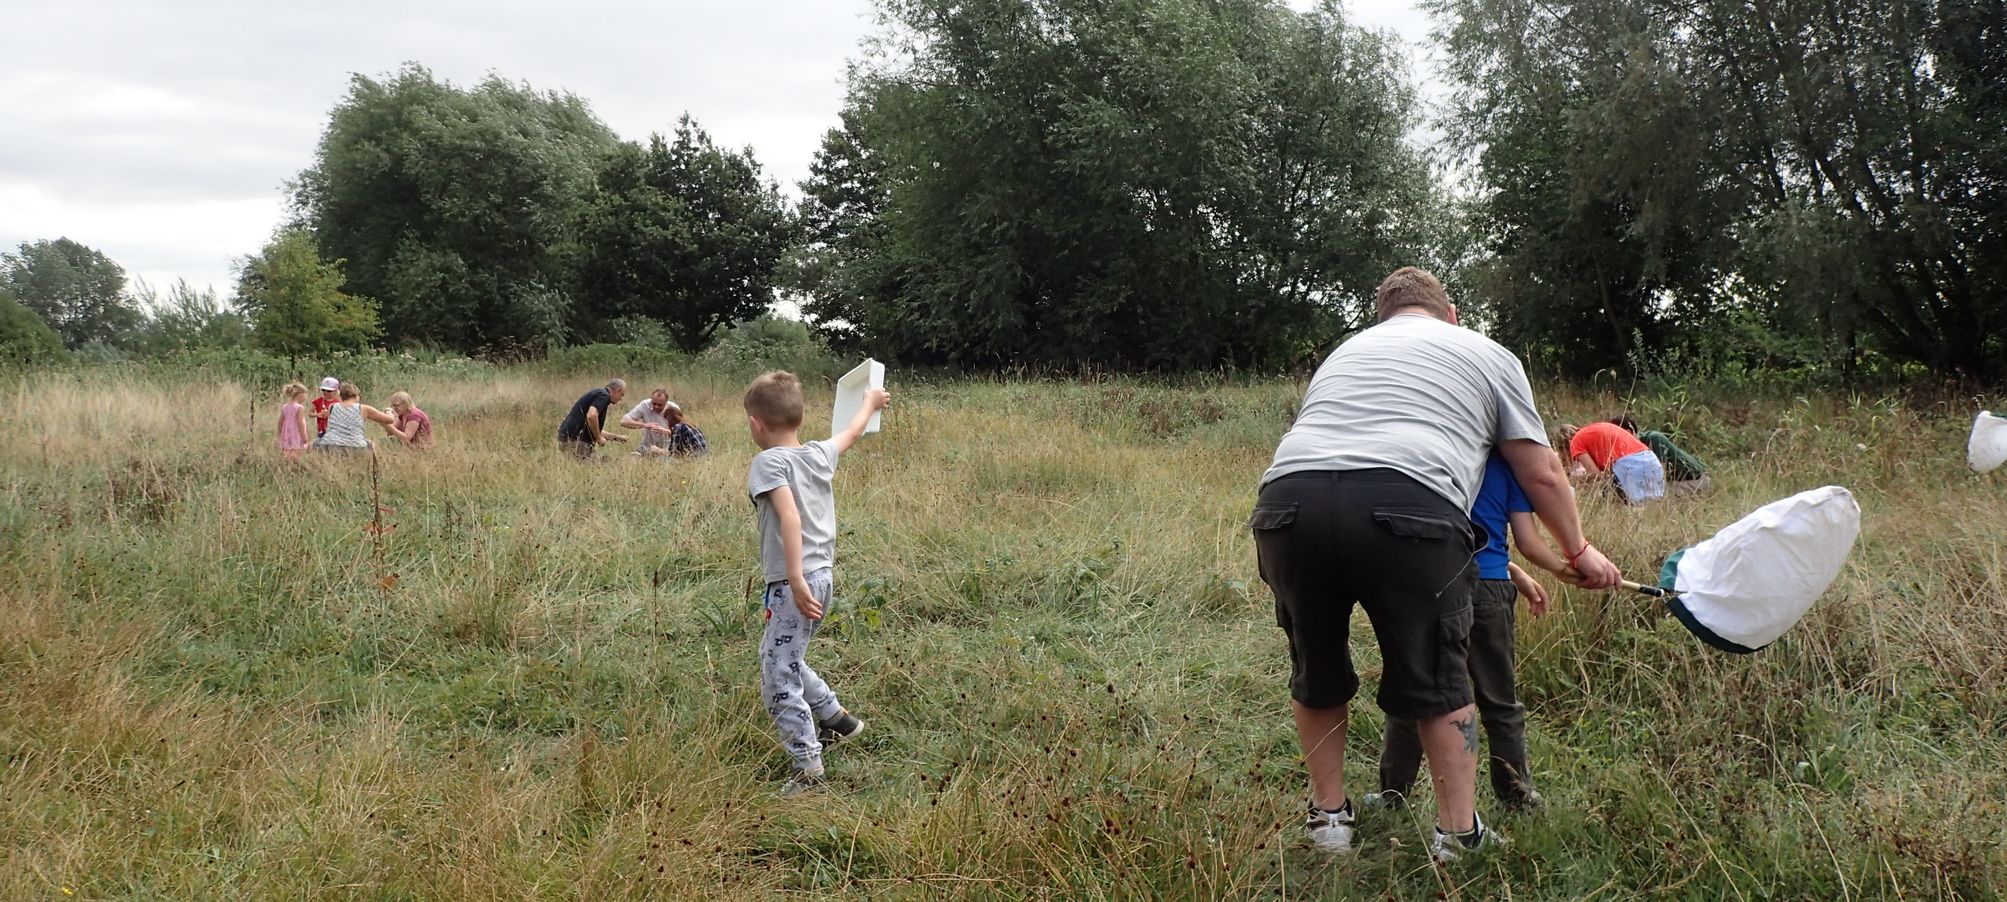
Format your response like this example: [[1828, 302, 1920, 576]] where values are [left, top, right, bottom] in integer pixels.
[[1499, 438, 1619, 588]]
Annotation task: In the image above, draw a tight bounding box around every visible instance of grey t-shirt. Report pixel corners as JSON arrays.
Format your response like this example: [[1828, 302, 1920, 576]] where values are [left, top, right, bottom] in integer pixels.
[[1262, 314, 1547, 513], [748, 440, 840, 583]]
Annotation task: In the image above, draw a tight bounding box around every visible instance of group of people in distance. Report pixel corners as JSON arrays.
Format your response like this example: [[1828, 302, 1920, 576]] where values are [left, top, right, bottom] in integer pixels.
[[274, 375, 716, 463], [555, 378, 709, 459], [1253, 266, 1717, 864], [276, 376, 431, 459]]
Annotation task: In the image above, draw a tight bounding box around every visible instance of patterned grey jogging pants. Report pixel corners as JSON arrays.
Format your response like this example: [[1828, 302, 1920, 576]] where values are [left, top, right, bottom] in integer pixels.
[[761, 568, 843, 772]]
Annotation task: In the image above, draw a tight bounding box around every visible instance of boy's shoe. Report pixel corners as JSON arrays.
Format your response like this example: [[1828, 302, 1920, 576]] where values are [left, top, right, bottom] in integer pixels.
[[1304, 800, 1356, 853], [779, 766, 826, 799], [817, 711, 866, 746], [1430, 812, 1506, 863]]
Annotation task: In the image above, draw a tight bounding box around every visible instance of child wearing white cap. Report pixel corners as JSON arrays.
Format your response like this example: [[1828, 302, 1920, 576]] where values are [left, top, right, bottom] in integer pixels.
[[312, 377, 340, 437]]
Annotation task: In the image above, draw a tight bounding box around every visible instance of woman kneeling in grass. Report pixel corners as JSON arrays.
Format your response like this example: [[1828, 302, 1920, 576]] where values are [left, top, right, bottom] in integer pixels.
[[384, 391, 434, 450]]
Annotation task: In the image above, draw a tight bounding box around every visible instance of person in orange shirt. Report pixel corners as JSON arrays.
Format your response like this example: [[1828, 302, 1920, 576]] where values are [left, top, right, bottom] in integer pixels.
[[1558, 421, 1665, 504]]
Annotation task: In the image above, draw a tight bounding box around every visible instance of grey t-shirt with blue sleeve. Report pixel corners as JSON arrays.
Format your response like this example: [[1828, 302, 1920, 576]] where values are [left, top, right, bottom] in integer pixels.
[[1261, 314, 1548, 513], [748, 440, 841, 583]]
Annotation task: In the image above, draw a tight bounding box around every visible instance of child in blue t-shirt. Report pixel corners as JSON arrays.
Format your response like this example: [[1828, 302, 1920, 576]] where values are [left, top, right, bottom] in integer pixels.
[[1376, 451, 1571, 810]]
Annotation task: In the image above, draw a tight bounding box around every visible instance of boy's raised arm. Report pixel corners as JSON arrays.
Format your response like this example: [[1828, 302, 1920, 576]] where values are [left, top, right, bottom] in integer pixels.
[[830, 387, 891, 454], [766, 484, 822, 619]]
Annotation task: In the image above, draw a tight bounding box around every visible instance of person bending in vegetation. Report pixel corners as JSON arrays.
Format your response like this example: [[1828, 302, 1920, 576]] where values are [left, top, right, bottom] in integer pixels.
[[1609, 413, 1709, 497], [743, 370, 888, 797], [1559, 421, 1665, 504], [312, 382, 396, 453], [1377, 451, 1572, 814], [1253, 267, 1620, 862], [555, 378, 628, 459], [621, 388, 707, 457]]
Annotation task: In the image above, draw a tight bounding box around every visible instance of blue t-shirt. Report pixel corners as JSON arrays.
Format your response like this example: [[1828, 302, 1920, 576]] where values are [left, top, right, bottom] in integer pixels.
[[1470, 452, 1533, 580]]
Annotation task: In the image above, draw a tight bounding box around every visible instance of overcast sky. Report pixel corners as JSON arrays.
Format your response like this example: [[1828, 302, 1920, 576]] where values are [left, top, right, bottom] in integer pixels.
[[0, 0, 1441, 305]]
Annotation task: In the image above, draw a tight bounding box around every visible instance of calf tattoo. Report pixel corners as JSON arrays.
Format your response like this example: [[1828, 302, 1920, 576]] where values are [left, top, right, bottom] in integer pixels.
[[1454, 716, 1479, 755]]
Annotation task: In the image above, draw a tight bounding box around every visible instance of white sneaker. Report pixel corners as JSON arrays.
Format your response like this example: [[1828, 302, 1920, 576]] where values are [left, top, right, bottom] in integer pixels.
[[1305, 801, 1356, 853], [1431, 812, 1506, 863]]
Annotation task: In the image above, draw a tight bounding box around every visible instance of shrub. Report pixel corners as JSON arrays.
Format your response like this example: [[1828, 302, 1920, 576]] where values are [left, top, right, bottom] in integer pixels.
[[702, 316, 841, 380], [539, 343, 689, 376]]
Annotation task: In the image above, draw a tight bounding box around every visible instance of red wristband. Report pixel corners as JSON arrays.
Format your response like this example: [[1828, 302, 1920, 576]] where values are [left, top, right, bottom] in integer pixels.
[[1566, 542, 1593, 568]]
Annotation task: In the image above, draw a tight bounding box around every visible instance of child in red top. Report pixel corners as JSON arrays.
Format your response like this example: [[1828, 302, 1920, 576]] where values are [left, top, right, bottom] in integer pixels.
[[1560, 422, 1665, 504], [312, 376, 339, 436], [1565, 421, 1647, 471]]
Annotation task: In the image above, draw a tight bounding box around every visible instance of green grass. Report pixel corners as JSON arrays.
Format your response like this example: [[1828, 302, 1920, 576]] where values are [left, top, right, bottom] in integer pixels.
[[1, 365, 2003, 899]]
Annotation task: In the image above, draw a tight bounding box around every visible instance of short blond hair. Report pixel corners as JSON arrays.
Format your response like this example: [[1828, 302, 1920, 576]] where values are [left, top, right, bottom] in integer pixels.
[[743, 371, 803, 429], [388, 391, 412, 408], [1374, 267, 1453, 321], [338, 381, 360, 400]]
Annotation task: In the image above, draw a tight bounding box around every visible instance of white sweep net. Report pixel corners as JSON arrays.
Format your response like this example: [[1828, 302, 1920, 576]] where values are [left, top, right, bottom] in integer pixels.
[[1968, 411, 2007, 474], [1665, 486, 1860, 652]]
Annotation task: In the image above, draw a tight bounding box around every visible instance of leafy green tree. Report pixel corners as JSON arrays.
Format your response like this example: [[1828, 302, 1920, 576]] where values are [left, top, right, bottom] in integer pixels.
[[0, 238, 141, 350], [1434, 0, 2007, 380], [292, 64, 618, 353], [790, 108, 899, 352], [576, 117, 795, 352], [235, 230, 379, 361], [0, 289, 66, 364], [129, 279, 250, 355], [798, 0, 1433, 369]]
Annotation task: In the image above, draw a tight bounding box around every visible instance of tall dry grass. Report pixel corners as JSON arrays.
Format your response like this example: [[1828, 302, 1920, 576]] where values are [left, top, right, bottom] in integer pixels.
[[0, 366, 2001, 899]]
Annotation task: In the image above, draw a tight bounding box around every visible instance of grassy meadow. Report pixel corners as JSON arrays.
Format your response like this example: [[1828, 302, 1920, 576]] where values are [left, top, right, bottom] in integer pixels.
[[1, 361, 2003, 899]]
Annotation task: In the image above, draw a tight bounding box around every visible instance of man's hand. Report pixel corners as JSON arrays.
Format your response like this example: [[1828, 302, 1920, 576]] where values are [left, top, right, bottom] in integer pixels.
[[865, 387, 890, 412], [1508, 562, 1551, 615], [1558, 543, 1621, 589], [790, 579, 824, 620]]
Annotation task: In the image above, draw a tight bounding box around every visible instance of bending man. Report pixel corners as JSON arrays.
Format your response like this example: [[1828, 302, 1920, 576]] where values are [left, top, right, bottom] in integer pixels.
[[1251, 267, 1620, 861], [556, 378, 629, 459]]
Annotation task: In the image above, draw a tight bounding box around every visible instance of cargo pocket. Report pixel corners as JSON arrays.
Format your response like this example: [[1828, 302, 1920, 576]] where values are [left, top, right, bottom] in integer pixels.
[[1372, 507, 1474, 552], [1248, 503, 1297, 613], [1247, 503, 1298, 532], [1435, 603, 1474, 698]]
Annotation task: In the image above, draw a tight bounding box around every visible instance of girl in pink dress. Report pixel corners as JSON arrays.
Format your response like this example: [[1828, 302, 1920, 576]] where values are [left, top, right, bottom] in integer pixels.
[[277, 382, 310, 461]]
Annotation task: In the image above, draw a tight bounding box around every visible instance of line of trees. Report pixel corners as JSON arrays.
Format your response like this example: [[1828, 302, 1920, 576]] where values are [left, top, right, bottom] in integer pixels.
[[6, 0, 2000, 380], [0, 238, 248, 363]]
